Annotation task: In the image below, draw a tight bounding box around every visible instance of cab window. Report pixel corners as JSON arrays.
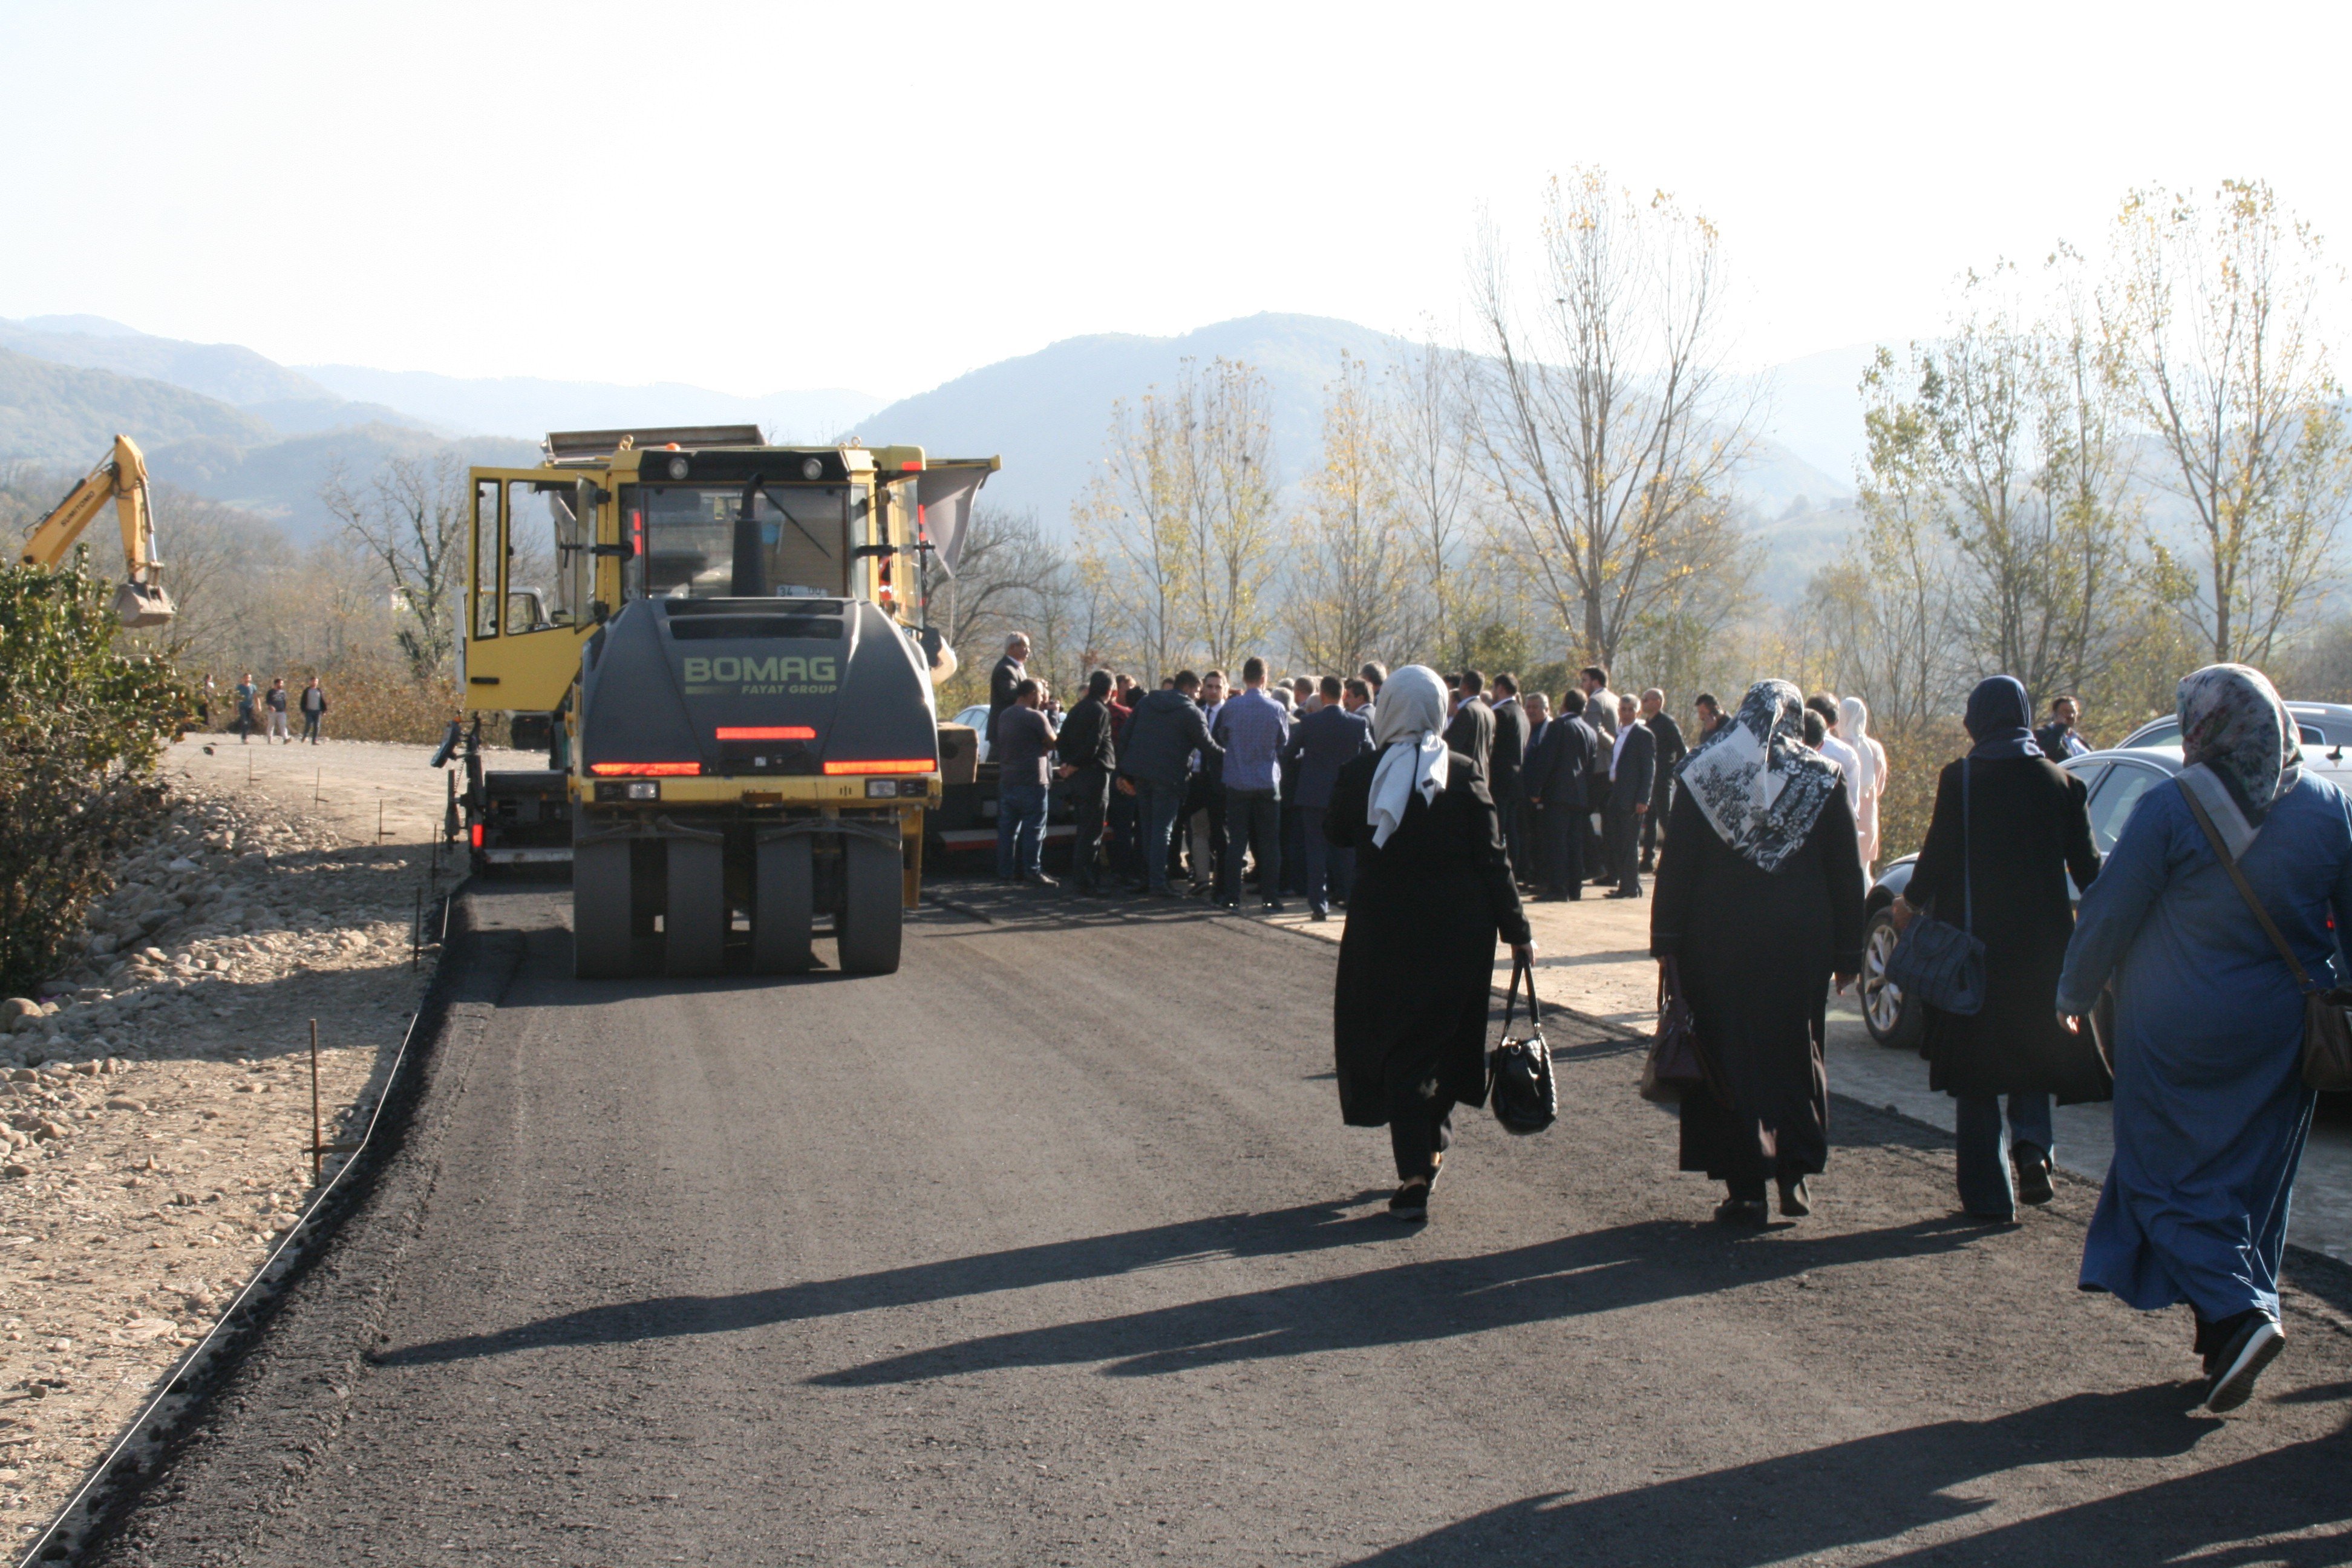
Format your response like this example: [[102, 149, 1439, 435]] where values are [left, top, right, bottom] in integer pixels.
[[636, 484, 848, 599]]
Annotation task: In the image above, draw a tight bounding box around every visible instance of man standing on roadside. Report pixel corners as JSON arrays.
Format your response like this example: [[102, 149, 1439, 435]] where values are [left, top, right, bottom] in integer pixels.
[[234, 672, 258, 744], [1358, 661, 1387, 725], [1284, 675, 1374, 920], [1444, 668, 1495, 784], [1605, 694, 1656, 899], [2036, 694, 2091, 759], [1693, 691, 1723, 741], [986, 633, 1030, 750], [1212, 658, 1291, 913], [995, 678, 1058, 887], [1488, 673, 1532, 883], [1118, 671, 1223, 898], [1580, 665, 1619, 739], [264, 678, 292, 743], [1055, 670, 1119, 895], [299, 676, 327, 744], [1523, 688, 1595, 899], [1186, 669, 1230, 895], [1638, 687, 1686, 874]]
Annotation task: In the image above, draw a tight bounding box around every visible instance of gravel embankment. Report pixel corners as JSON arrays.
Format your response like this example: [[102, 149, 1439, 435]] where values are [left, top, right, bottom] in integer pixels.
[[1, 766, 437, 1548]]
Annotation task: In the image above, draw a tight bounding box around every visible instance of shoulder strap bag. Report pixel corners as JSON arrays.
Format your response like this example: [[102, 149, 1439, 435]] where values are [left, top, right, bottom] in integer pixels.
[[1489, 957, 1558, 1135], [1639, 953, 1733, 1108], [2176, 778, 2352, 1092], [1885, 759, 1988, 1016]]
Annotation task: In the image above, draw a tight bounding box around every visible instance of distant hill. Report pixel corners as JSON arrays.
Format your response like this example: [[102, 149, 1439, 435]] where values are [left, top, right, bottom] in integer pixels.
[[861, 311, 1855, 538], [296, 366, 886, 445], [146, 424, 540, 536], [0, 347, 275, 460], [0, 315, 336, 406]]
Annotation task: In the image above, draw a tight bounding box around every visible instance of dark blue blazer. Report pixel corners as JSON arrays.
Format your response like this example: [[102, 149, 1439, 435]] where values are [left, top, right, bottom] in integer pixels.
[[1282, 705, 1374, 810]]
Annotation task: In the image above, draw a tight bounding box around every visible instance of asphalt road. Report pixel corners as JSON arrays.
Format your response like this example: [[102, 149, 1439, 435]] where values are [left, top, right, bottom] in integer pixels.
[[83, 880, 2352, 1566]]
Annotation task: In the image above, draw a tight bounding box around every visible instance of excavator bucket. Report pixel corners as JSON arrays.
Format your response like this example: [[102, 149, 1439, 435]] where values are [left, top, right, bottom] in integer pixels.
[[113, 581, 175, 629]]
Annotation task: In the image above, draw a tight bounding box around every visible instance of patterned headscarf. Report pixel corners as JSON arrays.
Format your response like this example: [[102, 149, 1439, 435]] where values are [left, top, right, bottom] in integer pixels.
[[1674, 679, 1844, 872], [2177, 664, 2302, 858]]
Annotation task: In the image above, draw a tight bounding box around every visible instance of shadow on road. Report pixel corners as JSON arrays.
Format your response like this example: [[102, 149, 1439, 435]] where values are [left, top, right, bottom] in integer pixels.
[[373, 1192, 1402, 1367], [805, 1214, 1998, 1384], [1345, 1390, 2352, 1567]]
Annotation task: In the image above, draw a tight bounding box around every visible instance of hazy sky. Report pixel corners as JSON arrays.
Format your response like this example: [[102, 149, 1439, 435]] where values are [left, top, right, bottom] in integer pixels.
[[5, 1, 2348, 399]]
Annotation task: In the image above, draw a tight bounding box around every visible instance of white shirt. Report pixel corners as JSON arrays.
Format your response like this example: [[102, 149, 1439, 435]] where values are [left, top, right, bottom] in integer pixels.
[[1819, 732, 1863, 810], [1610, 722, 1633, 779]]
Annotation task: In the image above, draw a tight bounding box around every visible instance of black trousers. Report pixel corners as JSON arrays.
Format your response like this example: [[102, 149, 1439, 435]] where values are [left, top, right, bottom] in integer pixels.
[[1538, 800, 1584, 898], [1068, 766, 1111, 889], [1642, 777, 1673, 863], [1606, 800, 1643, 894], [1388, 1082, 1455, 1182], [1219, 788, 1280, 906], [1497, 788, 1532, 883]]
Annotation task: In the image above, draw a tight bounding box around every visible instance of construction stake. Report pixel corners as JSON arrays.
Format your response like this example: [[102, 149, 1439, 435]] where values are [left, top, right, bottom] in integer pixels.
[[309, 1019, 321, 1180]]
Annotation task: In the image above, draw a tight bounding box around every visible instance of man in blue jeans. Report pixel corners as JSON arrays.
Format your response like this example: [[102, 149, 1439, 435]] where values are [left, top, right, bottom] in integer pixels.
[[1213, 657, 1292, 912], [1114, 670, 1222, 897], [993, 678, 1059, 886]]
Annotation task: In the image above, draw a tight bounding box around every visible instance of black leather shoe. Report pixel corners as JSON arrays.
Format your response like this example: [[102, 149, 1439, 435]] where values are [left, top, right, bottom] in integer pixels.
[[1778, 1177, 1811, 1218], [2012, 1143, 2054, 1206], [1714, 1198, 1769, 1228]]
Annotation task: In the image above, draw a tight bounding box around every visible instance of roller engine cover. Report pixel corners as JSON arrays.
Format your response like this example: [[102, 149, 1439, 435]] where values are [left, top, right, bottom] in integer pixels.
[[578, 598, 938, 777]]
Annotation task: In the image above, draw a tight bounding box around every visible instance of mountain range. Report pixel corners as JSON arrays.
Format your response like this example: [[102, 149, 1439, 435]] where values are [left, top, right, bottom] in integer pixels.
[[0, 312, 1871, 598]]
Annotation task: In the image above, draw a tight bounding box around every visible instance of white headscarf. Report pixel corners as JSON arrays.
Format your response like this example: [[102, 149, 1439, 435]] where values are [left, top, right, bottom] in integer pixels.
[[1840, 696, 1878, 799], [1367, 664, 1450, 849], [1674, 679, 1844, 872]]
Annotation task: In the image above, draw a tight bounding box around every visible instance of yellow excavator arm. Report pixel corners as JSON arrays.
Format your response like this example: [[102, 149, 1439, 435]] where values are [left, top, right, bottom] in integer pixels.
[[21, 433, 175, 627]]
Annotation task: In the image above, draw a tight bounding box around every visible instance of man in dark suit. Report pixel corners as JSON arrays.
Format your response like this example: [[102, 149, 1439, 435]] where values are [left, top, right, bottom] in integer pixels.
[[985, 633, 1030, 748], [1486, 673, 1532, 884], [1281, 675, 1376, 920], [1521, 688, 1595, 899], [1443, 668, 1495, 784], [1638, 687, 1688, 874], [1604, 693, 1656, 899], [1054, 669, 1119, 895]]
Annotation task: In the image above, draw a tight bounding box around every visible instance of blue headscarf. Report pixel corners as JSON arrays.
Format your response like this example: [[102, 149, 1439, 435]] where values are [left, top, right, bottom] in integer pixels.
[[1964, 676, 2043, 760]]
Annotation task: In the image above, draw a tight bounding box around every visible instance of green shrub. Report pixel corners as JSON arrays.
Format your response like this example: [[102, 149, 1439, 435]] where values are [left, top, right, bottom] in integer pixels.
[[0, 561, 190, 994]]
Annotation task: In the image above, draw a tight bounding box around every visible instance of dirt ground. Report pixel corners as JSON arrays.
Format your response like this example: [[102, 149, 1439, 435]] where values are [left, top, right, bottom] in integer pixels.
[[0, 737, 471, 1549]]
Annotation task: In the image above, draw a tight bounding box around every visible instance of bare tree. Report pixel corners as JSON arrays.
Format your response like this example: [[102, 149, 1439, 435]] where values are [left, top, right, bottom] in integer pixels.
[[1467, 169, 1760, 667], [1076, 385, 1196, 679], [1289, 354, 1417, 675], [2105, 180, 2351, 664], [320, 449, 470, 683], [1184, 358, 1282, 670], [1386, 339, 1477, 666]]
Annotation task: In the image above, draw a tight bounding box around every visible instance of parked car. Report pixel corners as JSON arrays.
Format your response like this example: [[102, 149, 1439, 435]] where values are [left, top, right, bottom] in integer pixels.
[[949, 702, 994, 764], [2114, 701, 2352, 760], [1858, 746, 2184, 1048]]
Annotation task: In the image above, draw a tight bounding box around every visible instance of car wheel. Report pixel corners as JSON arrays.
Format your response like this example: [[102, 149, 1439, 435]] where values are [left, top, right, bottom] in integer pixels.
[[1860, 906, 1924, 1050]]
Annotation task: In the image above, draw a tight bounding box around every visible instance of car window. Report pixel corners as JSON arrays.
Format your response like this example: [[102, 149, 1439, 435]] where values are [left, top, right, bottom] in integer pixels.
[[2088, 762, 2166, 853], [2065, 760, 2109, 800], [2124, 720, 2180, 750]]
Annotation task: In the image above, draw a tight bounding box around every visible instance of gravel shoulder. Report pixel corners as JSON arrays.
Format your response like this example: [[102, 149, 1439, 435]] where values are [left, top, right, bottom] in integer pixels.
[[1, 740, 454, 1550]]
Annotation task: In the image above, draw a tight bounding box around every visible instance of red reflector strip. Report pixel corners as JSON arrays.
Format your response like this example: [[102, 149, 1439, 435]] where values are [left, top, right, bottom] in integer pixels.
[[469, 823, 484, 848], [822, 759, 934, 776], [715, 726, 816, 741], [899, 459, 922, 470], [589, 762, 702, 776]]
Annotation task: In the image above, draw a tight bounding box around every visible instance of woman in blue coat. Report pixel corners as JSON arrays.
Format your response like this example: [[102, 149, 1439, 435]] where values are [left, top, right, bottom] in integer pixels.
[[2057, 665, 2352, 1412]]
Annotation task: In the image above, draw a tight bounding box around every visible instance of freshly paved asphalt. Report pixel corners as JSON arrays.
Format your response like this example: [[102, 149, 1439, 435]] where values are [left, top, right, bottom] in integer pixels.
[[85, 880, 2352, 1565]]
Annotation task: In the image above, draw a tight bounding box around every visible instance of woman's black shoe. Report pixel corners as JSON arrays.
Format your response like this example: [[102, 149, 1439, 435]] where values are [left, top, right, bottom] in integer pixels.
[[1714, 1198, 1769, 1227], [2012, 1143, 2055, 1206], [1388, 1179, 1431, 1221], [2206, 1315, 2284, 1412], [1777, 1177, 1811, 1218]]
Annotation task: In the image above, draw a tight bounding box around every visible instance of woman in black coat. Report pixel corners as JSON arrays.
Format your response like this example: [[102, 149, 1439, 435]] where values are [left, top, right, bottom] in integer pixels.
[[1652, 680, 1867, 1226], [1326, 665, 1534, 1221], [1894, 675, 2103, 1221]]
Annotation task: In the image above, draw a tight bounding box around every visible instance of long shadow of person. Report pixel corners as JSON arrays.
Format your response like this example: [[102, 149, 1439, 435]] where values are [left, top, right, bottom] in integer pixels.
[[1346, 1387, 2347, 1568]]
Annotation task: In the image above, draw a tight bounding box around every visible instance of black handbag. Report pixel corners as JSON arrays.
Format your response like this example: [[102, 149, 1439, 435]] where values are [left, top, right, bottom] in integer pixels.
[[1640, 953, 1728, 1106], [1886, 758, 1987, 1016], [1489, 957, 1557, 1135]]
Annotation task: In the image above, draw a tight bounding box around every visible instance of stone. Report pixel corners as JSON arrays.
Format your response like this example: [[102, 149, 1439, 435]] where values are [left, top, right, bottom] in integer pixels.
[[165, 857, 199, 874], [1, 998, 36, 1024]]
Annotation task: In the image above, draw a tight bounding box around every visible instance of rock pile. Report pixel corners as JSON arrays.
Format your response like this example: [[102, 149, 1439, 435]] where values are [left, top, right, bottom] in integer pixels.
[[0, 764, 436, 1544]]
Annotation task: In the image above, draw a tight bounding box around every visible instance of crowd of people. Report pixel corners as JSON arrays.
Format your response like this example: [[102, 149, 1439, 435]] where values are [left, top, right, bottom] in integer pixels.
[[193, 671, 330, 744], [977, 633, 2352, 1416]]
